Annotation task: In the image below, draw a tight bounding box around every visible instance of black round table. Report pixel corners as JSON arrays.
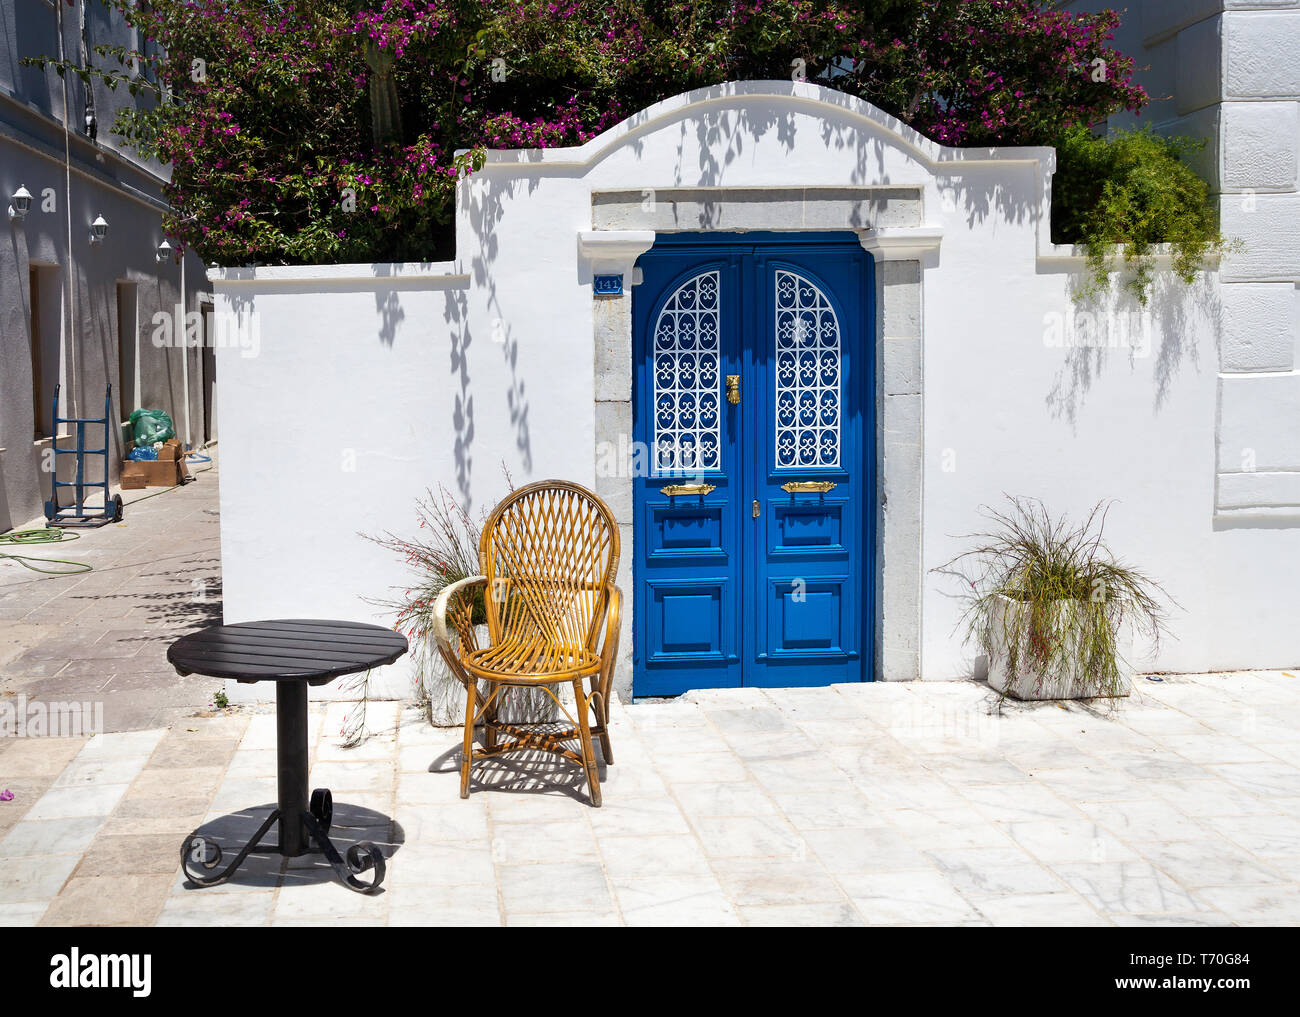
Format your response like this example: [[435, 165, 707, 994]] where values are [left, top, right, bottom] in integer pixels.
[[168, 619, 408, 894]]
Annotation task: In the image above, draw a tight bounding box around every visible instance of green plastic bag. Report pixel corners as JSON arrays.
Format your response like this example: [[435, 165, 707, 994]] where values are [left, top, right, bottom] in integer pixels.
[[129, 408, 175, 446]]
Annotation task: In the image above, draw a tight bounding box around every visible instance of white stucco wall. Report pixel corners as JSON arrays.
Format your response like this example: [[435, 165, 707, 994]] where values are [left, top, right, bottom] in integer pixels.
[[211, 82, 1299, 703]]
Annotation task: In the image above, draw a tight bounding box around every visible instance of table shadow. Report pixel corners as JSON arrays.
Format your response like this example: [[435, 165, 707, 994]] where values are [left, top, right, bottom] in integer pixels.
[[181, 801, 405, 891]]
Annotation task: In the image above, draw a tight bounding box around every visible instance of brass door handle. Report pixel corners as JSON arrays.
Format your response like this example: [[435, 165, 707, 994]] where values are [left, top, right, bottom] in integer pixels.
[[726, 375, 740, 405], [662, 483, 716, 497], [781, 480, 837, 494]]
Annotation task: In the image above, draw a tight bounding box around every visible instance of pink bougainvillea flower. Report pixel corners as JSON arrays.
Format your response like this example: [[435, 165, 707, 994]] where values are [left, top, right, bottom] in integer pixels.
[[0, 789, 14, 802]]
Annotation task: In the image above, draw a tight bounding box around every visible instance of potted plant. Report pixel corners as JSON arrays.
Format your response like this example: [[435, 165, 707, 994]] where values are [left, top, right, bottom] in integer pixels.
[[935, 497, 1170, 701]]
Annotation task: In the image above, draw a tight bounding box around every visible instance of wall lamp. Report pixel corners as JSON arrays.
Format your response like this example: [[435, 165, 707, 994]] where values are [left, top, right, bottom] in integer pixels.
[[8, 185, 32, 221], [155, 239, 174, 264], [89, 213, 109, 245]]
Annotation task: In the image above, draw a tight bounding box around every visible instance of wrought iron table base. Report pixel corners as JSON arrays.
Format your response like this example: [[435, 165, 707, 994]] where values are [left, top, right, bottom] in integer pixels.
[[179, 680, 386, 895]]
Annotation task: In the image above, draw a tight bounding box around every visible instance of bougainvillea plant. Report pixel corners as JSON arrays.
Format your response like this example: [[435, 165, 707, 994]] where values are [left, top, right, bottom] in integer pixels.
[[33, 0, 1222, 293]]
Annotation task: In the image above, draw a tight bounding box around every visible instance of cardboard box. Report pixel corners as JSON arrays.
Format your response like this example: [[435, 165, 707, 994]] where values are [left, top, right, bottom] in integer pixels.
[[122, 441, 188, 488]]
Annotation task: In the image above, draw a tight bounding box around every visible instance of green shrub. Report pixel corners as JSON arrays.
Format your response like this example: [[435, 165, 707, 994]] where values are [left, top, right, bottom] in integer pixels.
[[1051, 126, 1234, 305]]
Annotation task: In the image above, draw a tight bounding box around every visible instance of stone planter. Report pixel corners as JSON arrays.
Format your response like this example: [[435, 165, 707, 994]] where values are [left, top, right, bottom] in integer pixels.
[[986, 595, 1133, 700]]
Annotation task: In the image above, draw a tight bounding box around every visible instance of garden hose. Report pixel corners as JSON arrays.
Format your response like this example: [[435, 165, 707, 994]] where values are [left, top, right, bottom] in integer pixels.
[[0, 528, 91, 575], [2, 445, 216, 575]]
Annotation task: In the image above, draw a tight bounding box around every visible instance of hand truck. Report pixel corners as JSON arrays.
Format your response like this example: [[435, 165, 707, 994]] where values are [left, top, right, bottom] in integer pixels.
[[43, 383, 124, 527]]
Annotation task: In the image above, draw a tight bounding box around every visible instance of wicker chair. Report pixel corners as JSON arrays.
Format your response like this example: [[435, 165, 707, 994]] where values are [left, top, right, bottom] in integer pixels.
[[431, 481, 622, 806]]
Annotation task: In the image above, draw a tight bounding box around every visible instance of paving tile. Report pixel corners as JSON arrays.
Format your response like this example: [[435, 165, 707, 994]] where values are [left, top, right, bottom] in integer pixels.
[[507, 910, 621, 926], [772, 789, 884, 830], [738, 901, 864, 927], [1049, 861, 1211, 915], [1200, 813, 1300, 858], [653, 751, 749, 784], [386, 883, 500, 926], [1185, 884, 1300, 926], [587, 795, 690, 837], [599, 834, 713, 881], [156, 892, 273, 926], [490, 820, 598, 865], [0, 816, 104, 858], [672, 782, 779, 819], [973, 892, 1110, 927], [24, 783, 129, 820], [0, 900, 50, 926], [1139, 838, 1288, 888], [73, 834, 185, 878], [924, 846, 1067, 897], [1077, 799, 1211, 843], [803, 826, 933, 873], [387, 840, 496, 886], [692, 814, 806, 859], [710, 857, 846, 907], [612, 875, 739, 926], [1001, 820, 1139, 864], [39, 874, 173, 926], [498, 861, 611, 914], [0, 852, 82, 903], [840, 870, 983, 925]]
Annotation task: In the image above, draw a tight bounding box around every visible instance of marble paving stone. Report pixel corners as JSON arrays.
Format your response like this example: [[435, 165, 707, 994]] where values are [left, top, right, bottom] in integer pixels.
[[1001, 820, 1139, 864], [587, 795, 691, 837], [924, 846, 1067, 897], [672, 781, 779, 819], [738, 901, 864, 927], [490, 820, 598, 865], [498, 861, 611, 914], [612, 875, 740, 927], [24, 783, 129, 820], [803, 826, 933, 873], [156, 891, 274, 926], [507, 910, 621, 926], [653, 751, 749, 784], [1077, 799, 1212, 843], [710, 857, 846, 907], [0, 816, 104, 858], [772, 789, 884, 830], [1192, 884, 1300, 926], [0, 900, 50, 926], [959, 783, 1083, 824], [386, 882, 500, 926], [273, 873, 389, 921], [1200, 813, 1300, 858], [54, 755, 150, 788], [840, 870, 984, 925], [394, 801, 490, 843], [0, 852, 81, 903], [383, 840, 492, 886], [1139, 839, 1289, 888], [599, 834, 715, 881], [39, 874, 173, 926], [973, 892, 1109, 927], [691, 814, 807, 859], [1049, 861, 1210, 915]]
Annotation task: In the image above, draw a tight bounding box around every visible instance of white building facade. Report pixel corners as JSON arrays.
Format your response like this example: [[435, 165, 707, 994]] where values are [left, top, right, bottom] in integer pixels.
[[211, 71, 1300, 704]]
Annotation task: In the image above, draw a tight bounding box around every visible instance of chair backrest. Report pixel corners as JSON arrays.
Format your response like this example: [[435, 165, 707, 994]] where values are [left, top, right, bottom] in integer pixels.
[[479, 481, 620, 655]]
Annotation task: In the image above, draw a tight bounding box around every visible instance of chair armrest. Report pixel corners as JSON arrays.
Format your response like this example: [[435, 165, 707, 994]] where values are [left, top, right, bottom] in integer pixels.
[[432, 576, 488, 687], [595, 582, 623, 702]]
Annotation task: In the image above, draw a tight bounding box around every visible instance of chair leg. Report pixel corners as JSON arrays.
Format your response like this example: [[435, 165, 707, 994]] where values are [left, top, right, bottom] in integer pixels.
[[572, 679, 602, 807], [591, 679, 614, 765], [459, 681, 478, 800], [482, 681, 499, 751]]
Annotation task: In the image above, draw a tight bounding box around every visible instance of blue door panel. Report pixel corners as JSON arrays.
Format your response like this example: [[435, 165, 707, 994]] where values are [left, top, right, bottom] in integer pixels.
[[633, 233, 873, 695]]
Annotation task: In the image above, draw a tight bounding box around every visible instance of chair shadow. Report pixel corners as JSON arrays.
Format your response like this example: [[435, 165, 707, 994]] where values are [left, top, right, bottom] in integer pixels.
[[181, 801, 405, 891], [425, 726, 609, 805]]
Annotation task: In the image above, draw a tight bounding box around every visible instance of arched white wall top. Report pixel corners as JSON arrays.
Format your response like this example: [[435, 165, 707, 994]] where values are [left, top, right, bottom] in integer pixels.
[[472, 80, 1057, 175]]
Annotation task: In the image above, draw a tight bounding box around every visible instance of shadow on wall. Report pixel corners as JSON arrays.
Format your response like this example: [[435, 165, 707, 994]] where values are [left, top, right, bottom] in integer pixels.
[[1040, 270, 1220, 432], [464, 173, 535, 498]]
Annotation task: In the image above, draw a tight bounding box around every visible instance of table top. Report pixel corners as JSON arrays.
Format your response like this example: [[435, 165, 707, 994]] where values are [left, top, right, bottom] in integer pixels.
[[167, 619, 409, 684]]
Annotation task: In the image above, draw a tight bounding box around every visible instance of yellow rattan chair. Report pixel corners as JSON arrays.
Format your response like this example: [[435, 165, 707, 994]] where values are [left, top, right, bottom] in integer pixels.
[[432, 480, 622, 806]]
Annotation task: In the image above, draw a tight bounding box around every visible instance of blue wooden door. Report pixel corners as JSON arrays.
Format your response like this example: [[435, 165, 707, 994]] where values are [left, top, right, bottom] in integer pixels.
[[632, 233, 873, 696]]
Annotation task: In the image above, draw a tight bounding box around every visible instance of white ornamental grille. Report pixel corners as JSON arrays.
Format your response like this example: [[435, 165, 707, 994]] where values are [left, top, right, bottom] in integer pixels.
[[775, 270, 841, 469], [652, 270, 721, 473]]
